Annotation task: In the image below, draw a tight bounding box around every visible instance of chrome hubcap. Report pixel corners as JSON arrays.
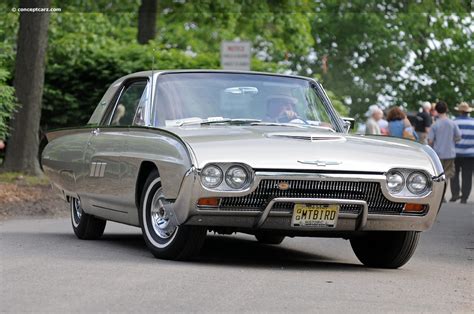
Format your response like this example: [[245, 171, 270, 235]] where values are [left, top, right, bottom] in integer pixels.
[[72, 198, 82, 225], [150, 191, 177, 239]]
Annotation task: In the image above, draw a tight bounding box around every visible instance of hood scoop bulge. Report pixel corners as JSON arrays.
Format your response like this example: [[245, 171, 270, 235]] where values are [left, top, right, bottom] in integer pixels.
[[266, 132, 346, 142]]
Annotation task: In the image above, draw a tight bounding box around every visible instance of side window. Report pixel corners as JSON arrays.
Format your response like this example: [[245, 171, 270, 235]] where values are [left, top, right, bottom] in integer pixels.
[[110, 81, 147, 126], [87, 81, 123, 125], [88, 100, 108, 126]]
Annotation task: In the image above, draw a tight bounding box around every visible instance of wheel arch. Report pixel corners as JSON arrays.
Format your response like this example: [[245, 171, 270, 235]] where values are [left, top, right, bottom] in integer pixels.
[[135, 161, 159, 209]]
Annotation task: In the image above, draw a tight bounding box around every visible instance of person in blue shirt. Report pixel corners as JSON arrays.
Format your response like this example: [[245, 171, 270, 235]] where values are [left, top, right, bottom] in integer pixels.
[[386, 106, 417, 140], [450, 102, 474, 204], [428, 101, 462, 202]]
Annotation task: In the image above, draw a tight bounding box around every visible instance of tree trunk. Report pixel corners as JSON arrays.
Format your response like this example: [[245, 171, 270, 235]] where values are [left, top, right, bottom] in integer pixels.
[[3, 0, 51, 175], [137, 0, 158, 44]]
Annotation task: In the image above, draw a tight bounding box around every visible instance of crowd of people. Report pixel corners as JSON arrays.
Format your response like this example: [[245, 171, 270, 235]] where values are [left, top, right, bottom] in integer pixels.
[[365, 101, 473, 204]]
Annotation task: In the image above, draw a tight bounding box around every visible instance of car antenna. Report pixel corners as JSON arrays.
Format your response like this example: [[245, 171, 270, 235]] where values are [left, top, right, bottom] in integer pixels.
[[149, 48, 156, 125]]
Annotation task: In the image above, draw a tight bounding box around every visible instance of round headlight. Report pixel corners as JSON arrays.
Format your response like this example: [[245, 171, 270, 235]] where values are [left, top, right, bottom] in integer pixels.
[[225, 166, 249, 189], [387, 171, 404, 193], [407, 172, 429, 194], [201, 165, 223, 188]]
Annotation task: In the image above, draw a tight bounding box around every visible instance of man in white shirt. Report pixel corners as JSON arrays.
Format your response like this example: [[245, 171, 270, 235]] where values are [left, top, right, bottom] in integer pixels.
[[365, 106, 383, 135]]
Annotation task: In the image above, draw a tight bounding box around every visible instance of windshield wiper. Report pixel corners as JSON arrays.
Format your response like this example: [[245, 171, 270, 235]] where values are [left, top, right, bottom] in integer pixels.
[[250, 121, 336, 132], [201, 118, 261, 125], [178, 118, 261, 126]]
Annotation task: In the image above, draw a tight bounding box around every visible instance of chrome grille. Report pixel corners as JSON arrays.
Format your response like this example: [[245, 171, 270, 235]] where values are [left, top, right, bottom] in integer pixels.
[[220, 179, 405, 214]]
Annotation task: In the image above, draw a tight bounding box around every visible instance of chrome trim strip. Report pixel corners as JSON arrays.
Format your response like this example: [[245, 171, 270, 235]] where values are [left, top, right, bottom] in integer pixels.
[[94, 162, 101, 177], [170, 167, 444, 232], [99, 162, 106, 177], [89, 162, 96, 177]]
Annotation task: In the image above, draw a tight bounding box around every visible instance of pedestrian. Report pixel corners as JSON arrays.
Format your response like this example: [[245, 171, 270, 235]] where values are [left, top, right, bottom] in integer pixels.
[[428, 101, 462, 201], [450, 102, 473, 204], [365, 106, 383, 135], [386, 106, 417, 140], [378, 110, 389, 135], [430, 102, 439, 121], [415, 101, 433, 144]]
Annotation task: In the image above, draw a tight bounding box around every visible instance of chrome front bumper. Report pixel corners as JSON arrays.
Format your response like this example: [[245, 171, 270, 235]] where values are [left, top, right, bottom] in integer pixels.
[[168, 168, 445, 232]]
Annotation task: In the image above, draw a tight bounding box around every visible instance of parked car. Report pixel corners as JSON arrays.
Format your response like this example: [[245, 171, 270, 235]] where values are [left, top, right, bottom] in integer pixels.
[[42, 70, 445, 268]]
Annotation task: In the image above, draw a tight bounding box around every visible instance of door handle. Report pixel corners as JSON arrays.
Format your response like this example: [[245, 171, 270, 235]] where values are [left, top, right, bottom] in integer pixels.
[[91, 128, 100, 136]]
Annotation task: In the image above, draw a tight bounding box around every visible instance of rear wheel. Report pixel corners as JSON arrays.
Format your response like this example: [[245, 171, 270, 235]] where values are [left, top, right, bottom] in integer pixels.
[[139, 169, 206, 260], [350, 231, 420, 269], [70, 197, 106, 240], [255, 232, 285, 245]]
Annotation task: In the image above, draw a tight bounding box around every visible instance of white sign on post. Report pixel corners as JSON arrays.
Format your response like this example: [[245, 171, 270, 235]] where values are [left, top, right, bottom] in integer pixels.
[[221, 41, 251, 71]]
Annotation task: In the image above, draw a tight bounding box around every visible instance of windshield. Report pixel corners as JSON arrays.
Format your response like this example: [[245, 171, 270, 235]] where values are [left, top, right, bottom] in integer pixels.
[[152, 73, 339, 130]]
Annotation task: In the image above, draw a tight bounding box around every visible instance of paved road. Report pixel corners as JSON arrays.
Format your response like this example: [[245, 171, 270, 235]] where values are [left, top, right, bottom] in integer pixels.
[[1, 202, 472, 313]]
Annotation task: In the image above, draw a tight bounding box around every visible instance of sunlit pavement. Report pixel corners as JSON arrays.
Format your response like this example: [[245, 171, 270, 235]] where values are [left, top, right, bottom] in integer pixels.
[[1, 200, 472, 313]]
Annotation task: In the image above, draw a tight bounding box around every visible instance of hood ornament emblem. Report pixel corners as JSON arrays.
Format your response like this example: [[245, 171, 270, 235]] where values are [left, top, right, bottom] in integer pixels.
[[297, 160, 342, 167], [277, 181, 290, 190]]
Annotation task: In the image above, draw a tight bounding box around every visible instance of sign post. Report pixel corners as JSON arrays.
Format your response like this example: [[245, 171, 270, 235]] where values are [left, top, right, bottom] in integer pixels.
[[220, 41, 251, 71]]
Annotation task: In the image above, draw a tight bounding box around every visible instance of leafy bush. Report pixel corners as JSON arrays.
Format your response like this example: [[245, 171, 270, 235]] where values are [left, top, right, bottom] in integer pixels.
[[0, 68, 16, 140]]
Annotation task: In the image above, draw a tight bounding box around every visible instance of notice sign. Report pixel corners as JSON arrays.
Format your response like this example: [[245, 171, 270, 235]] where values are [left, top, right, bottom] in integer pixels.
[[221, 41, 251, 71]]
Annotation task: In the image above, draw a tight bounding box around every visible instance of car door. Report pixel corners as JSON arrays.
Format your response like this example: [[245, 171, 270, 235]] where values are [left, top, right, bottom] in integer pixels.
[[80, 79, 149, 220]]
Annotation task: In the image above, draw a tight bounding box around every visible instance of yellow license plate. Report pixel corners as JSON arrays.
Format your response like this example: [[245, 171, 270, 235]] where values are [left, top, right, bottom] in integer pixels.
[[291, 204, 339, 228]]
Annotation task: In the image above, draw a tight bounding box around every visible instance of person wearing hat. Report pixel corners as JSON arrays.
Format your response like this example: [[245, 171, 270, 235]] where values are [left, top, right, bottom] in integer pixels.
[[450, 102, 474, 204]]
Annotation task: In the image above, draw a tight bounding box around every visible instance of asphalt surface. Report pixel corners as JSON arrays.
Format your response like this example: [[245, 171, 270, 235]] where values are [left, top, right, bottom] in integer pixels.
[[1, 201, 473, 313]]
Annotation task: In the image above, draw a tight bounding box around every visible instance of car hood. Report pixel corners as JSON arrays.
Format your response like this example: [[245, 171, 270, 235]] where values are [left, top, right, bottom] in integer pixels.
[[165, 125, 439, 175]]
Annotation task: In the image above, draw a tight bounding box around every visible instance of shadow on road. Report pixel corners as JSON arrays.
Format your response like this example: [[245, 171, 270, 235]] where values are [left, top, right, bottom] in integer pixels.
[[97, 233, 363, 270], [196, 235, 363, 270], [3, 230, 364, 270]]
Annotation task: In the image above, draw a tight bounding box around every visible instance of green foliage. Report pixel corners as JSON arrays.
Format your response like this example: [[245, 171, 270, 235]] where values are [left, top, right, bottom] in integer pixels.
[[158, 0, 314, 60], [306, 0, 472, 119], [0, 10, 17, 140], [0, 68, 16, 140], [0, 171, 49, 185], [326, 89, 348, 117]]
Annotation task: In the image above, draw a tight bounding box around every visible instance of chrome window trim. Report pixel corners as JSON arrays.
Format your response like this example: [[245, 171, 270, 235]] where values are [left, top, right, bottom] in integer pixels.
[[150, 71, 343, 132], [105, 77, 150, 126], [310, 80, 345, 133]]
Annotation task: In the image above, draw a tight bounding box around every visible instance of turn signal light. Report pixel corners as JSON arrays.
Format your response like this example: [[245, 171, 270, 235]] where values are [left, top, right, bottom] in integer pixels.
[[198, 198, 221, 206], [403, 203, 425, 213]]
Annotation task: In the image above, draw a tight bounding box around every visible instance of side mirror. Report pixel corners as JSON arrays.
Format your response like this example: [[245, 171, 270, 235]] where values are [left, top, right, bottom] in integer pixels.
[[341, 117, 354, 133]]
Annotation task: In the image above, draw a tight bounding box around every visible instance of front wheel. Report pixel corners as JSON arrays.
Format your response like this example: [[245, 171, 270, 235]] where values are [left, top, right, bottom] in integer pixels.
[[70, 197, 106, 240], [350, 231, 420, 269], [139, 170, 206, 260]]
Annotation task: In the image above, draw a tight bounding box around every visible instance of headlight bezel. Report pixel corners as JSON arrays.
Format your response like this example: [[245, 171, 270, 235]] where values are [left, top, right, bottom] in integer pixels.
[[200, 164, 224, 188], [386, 171, 405, 194], [225, 165, 250, 189], [199, 163, 254, 191], [406, 171, 429, 195], [385, 168, 432, 197]]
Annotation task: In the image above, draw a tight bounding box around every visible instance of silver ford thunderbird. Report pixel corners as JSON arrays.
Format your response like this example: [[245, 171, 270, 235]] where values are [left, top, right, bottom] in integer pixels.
[[42, 70, 445, 268]]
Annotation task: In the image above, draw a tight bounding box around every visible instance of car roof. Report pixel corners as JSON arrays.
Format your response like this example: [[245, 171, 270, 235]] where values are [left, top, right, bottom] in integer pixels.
[[121, 69, 317, 83]]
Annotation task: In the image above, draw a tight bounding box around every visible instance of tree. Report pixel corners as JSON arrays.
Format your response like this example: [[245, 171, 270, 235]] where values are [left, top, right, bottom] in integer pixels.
[[138, 0, 158, 44], [304, 0, 472, 118], [3, 0, 51, 175]]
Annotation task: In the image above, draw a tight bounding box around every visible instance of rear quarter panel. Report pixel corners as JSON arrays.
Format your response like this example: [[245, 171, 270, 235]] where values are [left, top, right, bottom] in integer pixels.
[[42, 128, 92, 199]]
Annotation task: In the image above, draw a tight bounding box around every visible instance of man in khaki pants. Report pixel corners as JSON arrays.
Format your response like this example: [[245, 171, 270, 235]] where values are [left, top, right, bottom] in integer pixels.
[[428, 101, 461, 201]]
